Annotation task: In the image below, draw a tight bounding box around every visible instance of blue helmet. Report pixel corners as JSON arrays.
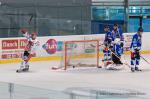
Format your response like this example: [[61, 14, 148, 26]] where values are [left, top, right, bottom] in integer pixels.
[[138, 27, 143, 32]]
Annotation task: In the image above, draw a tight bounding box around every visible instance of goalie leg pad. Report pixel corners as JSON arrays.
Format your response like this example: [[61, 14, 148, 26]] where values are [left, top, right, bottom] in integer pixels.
[[112, 54, 122, 64]]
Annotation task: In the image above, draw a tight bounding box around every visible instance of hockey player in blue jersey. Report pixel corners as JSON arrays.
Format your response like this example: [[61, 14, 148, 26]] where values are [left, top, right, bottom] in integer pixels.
[[105, 38, 123, 70], [130, 27, 143, 72], [103, 25, 113, 67], [112, 38, 123, 65], [104, 25, 113, 47], [112, 23, 124, 54]]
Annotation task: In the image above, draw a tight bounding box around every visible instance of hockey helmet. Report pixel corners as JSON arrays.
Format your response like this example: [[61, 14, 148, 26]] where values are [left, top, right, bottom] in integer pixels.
[[114, 38, 120, 44], [138, 27, 143, 32], [104, 25, 110, 29], [31, 32, 37, 36]]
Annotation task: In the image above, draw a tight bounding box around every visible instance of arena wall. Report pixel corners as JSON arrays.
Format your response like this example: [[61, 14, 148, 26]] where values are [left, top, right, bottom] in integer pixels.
[[0, 32, 149, 64]]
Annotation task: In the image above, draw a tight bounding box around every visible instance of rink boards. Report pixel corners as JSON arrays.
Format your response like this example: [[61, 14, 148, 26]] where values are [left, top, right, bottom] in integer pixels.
[[0, 32, 150, 64]]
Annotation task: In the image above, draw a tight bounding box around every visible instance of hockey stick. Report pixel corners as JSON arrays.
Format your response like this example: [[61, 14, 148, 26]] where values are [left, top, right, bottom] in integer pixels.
[[91, 42, 131, 68], [130, 50, 150, 65], [28, 14, 33, 25], [51, 63, 77, 70], [140, 55, 150, 64], [90, 43, 104, 47], [51, 66, 65, 70], [100, 43, 131, 68]]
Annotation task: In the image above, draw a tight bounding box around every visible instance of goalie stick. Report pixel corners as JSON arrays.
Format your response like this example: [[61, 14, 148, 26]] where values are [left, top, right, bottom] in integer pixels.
[[91, 42, 131, 68], [99, 44, 131, 68], [111, 51, 131, 68]]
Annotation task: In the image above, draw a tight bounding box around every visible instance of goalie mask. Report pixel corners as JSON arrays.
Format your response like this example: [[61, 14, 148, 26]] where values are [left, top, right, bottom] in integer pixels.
[[114, 38, 120, 44]]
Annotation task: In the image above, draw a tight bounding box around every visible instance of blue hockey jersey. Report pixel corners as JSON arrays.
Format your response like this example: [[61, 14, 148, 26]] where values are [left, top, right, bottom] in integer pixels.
[[113, 44, 122, 57], [130, 33, 142, 50], [112, 28, 124, 41], [104, 31, 113, 45]]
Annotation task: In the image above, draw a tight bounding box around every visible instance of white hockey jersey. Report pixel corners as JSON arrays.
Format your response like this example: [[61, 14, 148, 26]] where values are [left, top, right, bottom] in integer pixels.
[[23, 32, 40, 54]]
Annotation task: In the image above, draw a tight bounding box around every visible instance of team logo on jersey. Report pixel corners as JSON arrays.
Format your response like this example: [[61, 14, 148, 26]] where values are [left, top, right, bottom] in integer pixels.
[[43, 39, 57, 54]]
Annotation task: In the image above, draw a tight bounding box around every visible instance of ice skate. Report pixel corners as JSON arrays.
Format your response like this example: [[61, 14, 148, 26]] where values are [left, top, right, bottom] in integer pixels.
[[16, 69, 23, 73], [135, 67, 142, 71], [16, 64, 29, 73], [131, 67, 135, 72]]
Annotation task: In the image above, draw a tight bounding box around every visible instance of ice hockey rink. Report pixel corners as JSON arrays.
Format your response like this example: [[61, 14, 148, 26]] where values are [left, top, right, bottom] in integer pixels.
[[0, 0, 150, 99], [0, 55, 150, 99]]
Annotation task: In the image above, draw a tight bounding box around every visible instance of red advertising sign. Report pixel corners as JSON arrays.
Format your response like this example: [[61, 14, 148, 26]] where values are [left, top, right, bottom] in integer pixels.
[[20, 39, 28, 49], [2, 39, 18, 50], [45, 39, 57, 54], [1, 39, 27, 59], [2, 53, 22, 59]]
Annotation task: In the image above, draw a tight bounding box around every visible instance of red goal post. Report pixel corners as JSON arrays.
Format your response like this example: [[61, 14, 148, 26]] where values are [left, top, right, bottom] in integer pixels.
[[63, 40, 100, 70]]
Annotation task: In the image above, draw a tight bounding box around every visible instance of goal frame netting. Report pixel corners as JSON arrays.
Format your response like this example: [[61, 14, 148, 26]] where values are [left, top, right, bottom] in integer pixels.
[[63, 40, 100, 70]]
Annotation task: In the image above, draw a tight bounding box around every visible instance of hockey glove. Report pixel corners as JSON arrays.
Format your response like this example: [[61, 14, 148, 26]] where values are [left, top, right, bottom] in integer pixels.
[[21, 29, 28, 34]]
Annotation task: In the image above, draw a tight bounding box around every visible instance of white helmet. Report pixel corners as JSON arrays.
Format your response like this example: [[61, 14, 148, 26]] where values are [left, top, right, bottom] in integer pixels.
[[114, 38, 120, 44]]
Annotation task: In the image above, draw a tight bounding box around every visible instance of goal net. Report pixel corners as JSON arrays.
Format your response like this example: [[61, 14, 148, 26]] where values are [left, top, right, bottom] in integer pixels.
[[53, 40, 100, 70]]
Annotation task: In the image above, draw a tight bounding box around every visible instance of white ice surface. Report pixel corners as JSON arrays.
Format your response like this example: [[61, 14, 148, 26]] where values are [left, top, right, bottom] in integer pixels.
[[0, 55, 150, 98]]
